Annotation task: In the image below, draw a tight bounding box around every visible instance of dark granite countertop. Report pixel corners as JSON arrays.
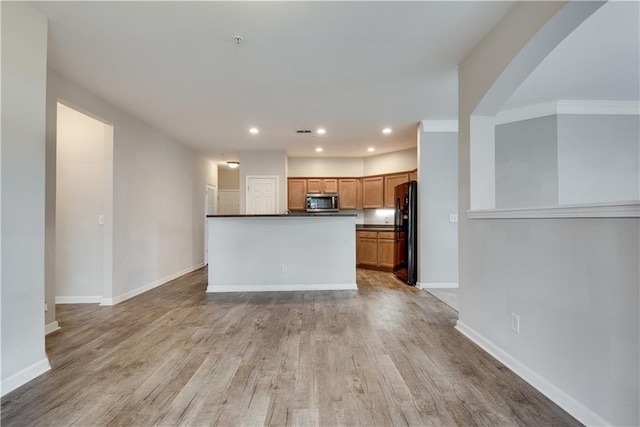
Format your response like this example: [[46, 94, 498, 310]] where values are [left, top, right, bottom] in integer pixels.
[[356, 224, 395, 231], [207, 213, 357, 218]]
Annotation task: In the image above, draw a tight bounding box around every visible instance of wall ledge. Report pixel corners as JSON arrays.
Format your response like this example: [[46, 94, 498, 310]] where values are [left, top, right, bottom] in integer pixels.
[[467, 200, 640, 219]]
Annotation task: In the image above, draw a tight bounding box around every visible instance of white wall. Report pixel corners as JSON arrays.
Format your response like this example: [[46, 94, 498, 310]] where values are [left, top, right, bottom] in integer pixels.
[[418, 130, 458, 285], [558, 114, 640, 204], [238, 150, 287, 214], [495, 116, 559, 208], [1, 2, 51, 395], [288, 148, 417, 178], [363, 148, 417, 176], [207, 216, 357, 291], [459, 2, 638, 426], [55, 103, 110, 301], [47, 71, 217, 305], [287, 157, 363, 177]]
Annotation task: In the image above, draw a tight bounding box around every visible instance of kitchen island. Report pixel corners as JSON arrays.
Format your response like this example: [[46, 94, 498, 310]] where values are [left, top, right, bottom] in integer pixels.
[[206, 213, 357, 292]]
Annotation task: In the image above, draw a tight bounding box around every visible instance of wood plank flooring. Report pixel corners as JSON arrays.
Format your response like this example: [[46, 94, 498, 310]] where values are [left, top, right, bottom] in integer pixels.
[[1, 268, 580, 426]]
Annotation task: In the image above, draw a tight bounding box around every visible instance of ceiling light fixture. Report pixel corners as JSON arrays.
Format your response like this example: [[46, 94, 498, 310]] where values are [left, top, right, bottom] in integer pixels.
[[382, 127, 392, 134], [227, 161, 240, 169], [249, 127, 259, 134], [367, 147, 375, 152], [315, 147, 323, 152], [316, 128, 326, 135]]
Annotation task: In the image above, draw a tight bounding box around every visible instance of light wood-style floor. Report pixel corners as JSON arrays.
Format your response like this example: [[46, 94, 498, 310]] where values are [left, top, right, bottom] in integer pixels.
[[1, 268, 579, 426]]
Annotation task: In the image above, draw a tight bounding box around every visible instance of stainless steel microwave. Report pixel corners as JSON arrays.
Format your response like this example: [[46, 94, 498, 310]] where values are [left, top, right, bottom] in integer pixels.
[[306, 194, 339, 212]]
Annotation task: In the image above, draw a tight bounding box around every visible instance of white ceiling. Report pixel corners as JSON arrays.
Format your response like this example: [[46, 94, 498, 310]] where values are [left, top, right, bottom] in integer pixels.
[[503, 0, 640, 111], [31, 1, 514, 160]]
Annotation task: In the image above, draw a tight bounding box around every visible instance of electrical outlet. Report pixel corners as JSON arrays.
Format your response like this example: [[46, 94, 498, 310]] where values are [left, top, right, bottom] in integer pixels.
[[44, 302, 48, 312], [278, 264, 285, 273], [511, 313, 520, 334], [449, 214, 458, 223], [98, 214, 105, 225]]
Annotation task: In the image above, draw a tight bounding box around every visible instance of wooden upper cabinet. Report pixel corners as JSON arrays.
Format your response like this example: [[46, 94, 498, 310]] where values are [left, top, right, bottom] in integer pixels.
[[338, 179, 357, 210], [356, 178, 363, 210], [307, 179, 322, 194], [307, 178, 338, 194], [287, 179, 307, 211], [384, 173, 409, 208], [323, 179, 338, 194], [362, 176, 384, 209], [409, 169, 418, 182]]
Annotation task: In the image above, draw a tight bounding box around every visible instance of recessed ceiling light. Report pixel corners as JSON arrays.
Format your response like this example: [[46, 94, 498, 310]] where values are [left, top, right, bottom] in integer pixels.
[[382, 127, 392, 134], [227, 161, 240, 169], [316, 128, 326, 135], [315, 147, 323, 152], [249, 127, 259, 134], [367, 147, 375, 152]]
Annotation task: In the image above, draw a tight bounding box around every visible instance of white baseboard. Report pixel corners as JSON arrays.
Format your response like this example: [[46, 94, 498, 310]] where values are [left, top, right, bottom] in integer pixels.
[[418, 282, 458, 289], [1, 357, 51, 397], [455, 321, 610, 427], [45, 321, 60, 335], [55, 296, 102, 304], [206, 283, 358, 293], [101, 263, 205, 306]]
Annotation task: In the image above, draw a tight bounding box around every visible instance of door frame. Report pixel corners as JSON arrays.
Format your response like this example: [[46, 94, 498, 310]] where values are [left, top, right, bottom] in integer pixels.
[[245, 175, 279, 214], [204, 182, 217, 265]]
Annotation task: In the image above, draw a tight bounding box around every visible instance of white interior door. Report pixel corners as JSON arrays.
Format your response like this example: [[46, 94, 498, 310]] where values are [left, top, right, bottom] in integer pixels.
[[205, 183, 217, 265], [246, 176, 278, 214]]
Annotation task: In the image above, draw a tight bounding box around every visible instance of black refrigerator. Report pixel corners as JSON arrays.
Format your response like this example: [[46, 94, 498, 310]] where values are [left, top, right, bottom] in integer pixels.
[[393, 181, 417, 285]]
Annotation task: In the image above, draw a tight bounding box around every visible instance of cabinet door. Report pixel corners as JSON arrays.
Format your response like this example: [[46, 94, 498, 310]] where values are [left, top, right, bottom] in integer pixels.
[[338, 179, 357, 210], [357, 234, 378, 267], [307, 179, 322, 194], [384, 173, 409, 208], [287, 179, 307, 211], [362, 176, 384, 209], [377, 233, 395, 269], [322, 179, 338, 194], [356, 178, 363, 210]]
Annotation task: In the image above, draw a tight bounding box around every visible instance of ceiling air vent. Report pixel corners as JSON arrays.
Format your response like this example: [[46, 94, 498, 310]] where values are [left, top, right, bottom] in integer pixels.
[[296, 129, 312, 134]]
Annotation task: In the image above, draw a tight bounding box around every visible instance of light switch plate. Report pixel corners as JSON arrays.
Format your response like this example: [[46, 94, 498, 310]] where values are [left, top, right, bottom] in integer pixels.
[[449, 214, 458, 223], [98, 214, 105, 225]]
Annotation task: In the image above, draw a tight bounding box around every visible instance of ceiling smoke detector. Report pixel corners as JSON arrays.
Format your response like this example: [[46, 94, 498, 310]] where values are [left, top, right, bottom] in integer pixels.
[[234, 35, 243, 44]]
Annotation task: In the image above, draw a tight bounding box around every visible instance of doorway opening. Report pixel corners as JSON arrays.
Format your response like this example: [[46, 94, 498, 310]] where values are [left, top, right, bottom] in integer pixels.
[[204, 183, 217, 265], [55, 102, 113, 304]]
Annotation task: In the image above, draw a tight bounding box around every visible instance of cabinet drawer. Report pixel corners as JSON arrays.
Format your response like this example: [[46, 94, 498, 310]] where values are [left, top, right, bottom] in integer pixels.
[[357, 231, 378, 239], [378, 231, 395, 240]]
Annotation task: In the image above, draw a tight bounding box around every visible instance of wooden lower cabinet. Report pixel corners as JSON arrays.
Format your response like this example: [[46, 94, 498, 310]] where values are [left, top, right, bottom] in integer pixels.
[[377, 232, 395, 269], [357, 230, 395, 272], [357, 235, 378, 267]]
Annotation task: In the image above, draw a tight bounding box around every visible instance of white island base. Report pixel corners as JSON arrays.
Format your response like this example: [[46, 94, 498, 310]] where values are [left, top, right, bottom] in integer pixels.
[[206, 214, 357, 292]]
